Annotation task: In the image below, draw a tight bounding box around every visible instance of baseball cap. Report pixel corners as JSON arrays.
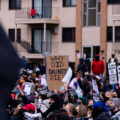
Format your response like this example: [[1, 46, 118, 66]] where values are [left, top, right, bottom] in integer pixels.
[[22, 104, 35, 112]]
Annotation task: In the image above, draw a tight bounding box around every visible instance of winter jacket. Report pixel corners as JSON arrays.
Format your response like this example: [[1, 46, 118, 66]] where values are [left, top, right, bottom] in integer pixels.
[[111, 111, 120, 120], [92, 60, 104, 75], [94, 112, 111, 120]]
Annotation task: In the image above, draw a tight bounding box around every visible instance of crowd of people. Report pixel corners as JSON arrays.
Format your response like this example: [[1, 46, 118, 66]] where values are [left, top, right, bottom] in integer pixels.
[[7, 54, 120, 120]]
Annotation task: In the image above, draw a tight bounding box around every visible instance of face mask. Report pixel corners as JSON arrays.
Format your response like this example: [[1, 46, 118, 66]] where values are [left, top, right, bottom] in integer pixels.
[[104, 96, 109, 102], [88, 105, 93, 110], [108, 105, 115, 111], [95, 56, 99, 61], [112, 55, 115, 58], [38, 99, 42, 105]]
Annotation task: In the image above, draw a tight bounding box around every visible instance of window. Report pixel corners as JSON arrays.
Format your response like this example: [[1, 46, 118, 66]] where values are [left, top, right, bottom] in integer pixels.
[[115, 27, 120, 42], [82, 0, 101, 26], [9, 0, 21, 10], [32, 29, 51, 53], [17, 29, 21, 42], [108, 0, 120, 4], [9, 29, 15, 42], [62, 28, 75, 42], [63, 0, 76, 7], [107, 27, 113, 42], [8, 29, 21, 42]]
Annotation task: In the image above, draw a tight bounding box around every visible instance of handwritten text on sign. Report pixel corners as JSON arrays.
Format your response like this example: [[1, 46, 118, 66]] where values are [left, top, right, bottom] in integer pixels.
[[47, 56, 68, 81]]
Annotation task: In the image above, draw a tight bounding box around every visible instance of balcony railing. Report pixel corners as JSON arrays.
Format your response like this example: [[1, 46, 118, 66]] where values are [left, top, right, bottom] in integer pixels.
[[13, 41, 59, 54], [15, 7, 59, 20]]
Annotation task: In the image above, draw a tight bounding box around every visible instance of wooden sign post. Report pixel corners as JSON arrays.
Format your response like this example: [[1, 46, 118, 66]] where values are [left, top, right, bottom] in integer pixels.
[[46, 56, 68, 90]]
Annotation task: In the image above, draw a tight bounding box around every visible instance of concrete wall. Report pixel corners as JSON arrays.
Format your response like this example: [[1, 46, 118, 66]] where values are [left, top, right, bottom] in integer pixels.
[[0, 0, 76, 62]]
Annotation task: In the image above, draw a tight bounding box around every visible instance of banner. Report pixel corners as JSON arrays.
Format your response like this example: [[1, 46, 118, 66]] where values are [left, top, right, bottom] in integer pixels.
[[47, 56, 68, 90], [62, 67, 72, 84], [92, 79, 100, 102], [41, 74, 47, 87], [24, 82, 32, 95], [117, 66, 120, 86], [108, 63, 117, 85]]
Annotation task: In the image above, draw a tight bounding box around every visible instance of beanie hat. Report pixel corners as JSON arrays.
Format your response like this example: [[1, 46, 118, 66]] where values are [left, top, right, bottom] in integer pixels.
[[74, 81, 78, 88], [80, 97, 87, 105], [93, 102, 108, 112]]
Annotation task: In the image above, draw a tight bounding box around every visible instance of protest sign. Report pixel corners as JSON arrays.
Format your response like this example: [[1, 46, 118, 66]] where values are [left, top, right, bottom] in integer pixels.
[[108, 63, 118, 85], [117, 66, 120, 86], [47, 56, 68, 90], [41, 74, 47, 87], [92, 79, 100, 102], [24, 82, 32, 95], [62, 67, 72, 84]]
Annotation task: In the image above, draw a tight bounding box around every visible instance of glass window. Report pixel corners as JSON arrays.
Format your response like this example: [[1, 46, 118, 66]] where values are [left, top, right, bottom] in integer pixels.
[[63, 0, 76, 7], [107, 27, 113, 42], [89, 0, 96, 8], [108, 0, 120, 4], [62, 28, 75, 42], [9, 0, 21, 9], [8, 29, 15, 42], [115, 27, 120, 42], [83, 0, 100, 26], [88, 9, 96, 26]]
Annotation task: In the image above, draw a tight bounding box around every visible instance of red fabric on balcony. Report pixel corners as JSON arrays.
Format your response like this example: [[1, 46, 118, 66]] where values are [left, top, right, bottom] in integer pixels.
[[30, 9, 36, 16]]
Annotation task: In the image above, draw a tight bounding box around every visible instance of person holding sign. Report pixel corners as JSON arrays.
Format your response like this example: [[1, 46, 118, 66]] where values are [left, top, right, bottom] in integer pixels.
[[108, 53, 118, 66], [92, 54, 105, 76]]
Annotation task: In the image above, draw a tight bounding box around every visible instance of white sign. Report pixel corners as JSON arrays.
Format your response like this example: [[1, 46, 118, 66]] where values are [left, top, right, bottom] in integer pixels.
[[92, 79, 99, 94], [41, 74, 47, 87], [93, 93, 100, 102], [24, 82, 32, 95], [108, 63, 118, 85], [92, 79, 100, 102], [117, 66, 120, 86], [62, 67, 72, 84]]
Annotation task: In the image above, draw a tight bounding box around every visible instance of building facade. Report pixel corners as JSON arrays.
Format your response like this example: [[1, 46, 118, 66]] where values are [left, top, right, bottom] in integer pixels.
[[0, 0, 120, 72], [76, 0, 120, 72]]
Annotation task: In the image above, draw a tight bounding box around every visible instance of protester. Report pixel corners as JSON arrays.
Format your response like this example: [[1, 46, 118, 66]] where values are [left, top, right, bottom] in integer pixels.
[[5, 51, 120, 120], [108, 53, 118, 65], [92, 54, 105, 76]]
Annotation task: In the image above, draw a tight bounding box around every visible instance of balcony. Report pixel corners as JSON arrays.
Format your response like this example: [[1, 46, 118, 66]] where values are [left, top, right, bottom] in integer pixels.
[[13, 41, 59, 58], [14, 7, 60, 24], [112, 5, 120, 21]]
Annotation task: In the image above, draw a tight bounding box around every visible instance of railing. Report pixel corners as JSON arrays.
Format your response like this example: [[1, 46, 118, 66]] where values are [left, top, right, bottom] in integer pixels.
[[15, 7, 59, 19], [13, 41, 59, 54]]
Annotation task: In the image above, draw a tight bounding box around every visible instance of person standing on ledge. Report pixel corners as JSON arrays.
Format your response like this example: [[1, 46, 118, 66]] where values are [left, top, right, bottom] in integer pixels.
[[92, 54, 105, 76]]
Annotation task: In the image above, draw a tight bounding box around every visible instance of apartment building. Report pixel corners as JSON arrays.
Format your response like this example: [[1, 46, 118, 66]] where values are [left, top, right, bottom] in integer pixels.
[[75, 0, 120, 71], [0, 0, 76, 70], [0, 0, 120, 72]]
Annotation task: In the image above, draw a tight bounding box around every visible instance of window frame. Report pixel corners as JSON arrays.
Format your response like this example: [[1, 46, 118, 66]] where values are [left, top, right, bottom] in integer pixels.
[[9, 0, 21, 10], [107, 26, 113, 42], [63, 0, 76, 7], [108, 0, 120, 5], [82, 0, 101, 27], [62, 27, 75, 42]]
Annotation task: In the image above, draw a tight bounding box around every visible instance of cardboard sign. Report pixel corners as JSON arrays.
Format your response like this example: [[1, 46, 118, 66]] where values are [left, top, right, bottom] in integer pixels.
[[117, 66, 120, 86], [47, 56, 68, 90], [108, 63, 118, 85], [24, 82, 32, 95]]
